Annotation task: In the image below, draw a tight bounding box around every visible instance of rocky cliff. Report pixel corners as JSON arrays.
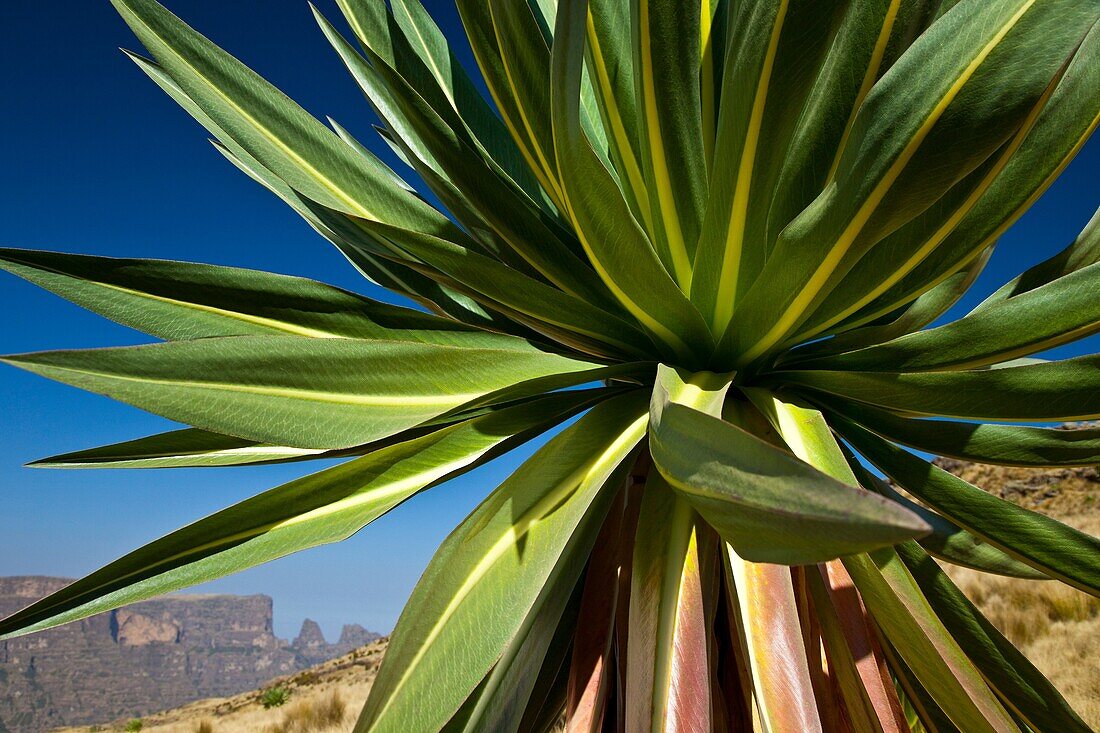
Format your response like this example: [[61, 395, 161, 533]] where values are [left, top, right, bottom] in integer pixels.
[[0, 578, 378, 733]]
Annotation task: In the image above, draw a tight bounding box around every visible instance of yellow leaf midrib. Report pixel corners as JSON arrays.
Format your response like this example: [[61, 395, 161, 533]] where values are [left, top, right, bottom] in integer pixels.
[[76, 278, 345, 339], [586, 13, 655, 233], [638, 1, 693, 290], [824, 0, 902, 186], [26, 362, 482, 408], [32, 432, 498, 634], [485, 2, 567, 211]]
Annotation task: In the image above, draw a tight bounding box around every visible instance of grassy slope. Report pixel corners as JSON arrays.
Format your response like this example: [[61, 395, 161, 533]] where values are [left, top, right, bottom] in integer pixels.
[[55, 461, 1099, 732], [52, 640, 387, 733]]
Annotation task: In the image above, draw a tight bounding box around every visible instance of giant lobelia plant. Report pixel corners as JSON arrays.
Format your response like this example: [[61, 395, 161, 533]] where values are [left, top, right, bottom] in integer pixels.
[[1, 0, 1098, 730]]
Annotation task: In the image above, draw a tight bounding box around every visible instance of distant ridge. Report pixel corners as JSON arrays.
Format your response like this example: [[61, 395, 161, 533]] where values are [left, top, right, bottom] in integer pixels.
[[0, 577, 379, 733]]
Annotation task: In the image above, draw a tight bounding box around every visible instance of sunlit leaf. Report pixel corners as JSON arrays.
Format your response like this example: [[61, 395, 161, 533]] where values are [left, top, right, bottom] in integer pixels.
[[3, 336, 615, 449], [355, 391, 648, 732]]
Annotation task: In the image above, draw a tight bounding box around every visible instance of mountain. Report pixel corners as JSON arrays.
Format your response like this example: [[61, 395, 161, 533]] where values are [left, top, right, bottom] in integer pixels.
[[51, 638, 390, 733], [0, 578, 379, 733]]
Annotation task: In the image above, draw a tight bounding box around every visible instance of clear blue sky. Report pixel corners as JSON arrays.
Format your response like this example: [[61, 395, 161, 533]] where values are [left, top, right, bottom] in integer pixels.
[[1, 1, 1096, 640]]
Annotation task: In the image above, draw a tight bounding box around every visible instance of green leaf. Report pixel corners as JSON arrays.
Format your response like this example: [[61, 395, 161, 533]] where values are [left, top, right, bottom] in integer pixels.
[[215, 142, 507, 332], [766, 0, 938, 256], [340, 0, 548, 208], [896, 542, 1092, 733], [368, 123, 419, 180], [317, 6, 558, 259], [355, 391, 648, 733], [779, 354, 1100, 422], [127, 49, 513, 334], [630, 0, 707, 287], [0, 248, 504, 344], [882, 640, 963, 733], [0, 389, 607, 639], [625, 482, 714, 732], [484, 0, 563, 203], [314, 15, 505, 237], [328, 117, 418, 193], [28, 390, 601, 470], [818, 397, 1100, 467], [2, 336, 612, 450], [649, 373, 928, 564], [111, 0, 464, 242], [550, 0, 714, 366], [802, 260, 1100, 372], [751, 390, 1046, 580], [449, 530, 586, 733], [454, 0, 566, 213], [843, 448, 1046, 579], [792, 117, 1049, 346], [836, 416, 1100, 596], [723, 0, 1095, 367], [500, 589, 582, 733], [29, 428, 328, 470], [490, 0, 613, 185], [585, 0, 653, 236], [518, 637, 574, 733]]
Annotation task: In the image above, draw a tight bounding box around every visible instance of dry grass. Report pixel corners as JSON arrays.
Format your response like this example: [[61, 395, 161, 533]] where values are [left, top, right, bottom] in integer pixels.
[[944, 513, 1100, 728], [264, 690, 348, 733], [946, 566, 1100, 726]]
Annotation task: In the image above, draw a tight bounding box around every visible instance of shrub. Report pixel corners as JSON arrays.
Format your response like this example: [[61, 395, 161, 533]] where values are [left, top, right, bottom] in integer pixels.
[[124, 720, 143, 733], [260, 686, 291, 710]]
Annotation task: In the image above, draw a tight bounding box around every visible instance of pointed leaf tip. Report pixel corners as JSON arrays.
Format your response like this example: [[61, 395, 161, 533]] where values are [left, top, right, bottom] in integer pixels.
[[650, 373, 928, 564]]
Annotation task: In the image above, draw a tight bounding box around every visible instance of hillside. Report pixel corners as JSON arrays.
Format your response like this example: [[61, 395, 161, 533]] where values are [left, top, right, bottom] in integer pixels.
[[0, 580, 378, 732], [50, 639, 388, 733]]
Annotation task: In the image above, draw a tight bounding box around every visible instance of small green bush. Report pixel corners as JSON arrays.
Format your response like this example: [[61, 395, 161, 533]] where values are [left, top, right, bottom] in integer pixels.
[[125, 720, 143, 733], [261, 686, 291, 709]]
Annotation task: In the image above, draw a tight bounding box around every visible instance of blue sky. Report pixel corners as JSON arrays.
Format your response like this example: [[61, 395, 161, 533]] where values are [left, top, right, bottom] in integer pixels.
[[1, 1, 1097, 640]]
